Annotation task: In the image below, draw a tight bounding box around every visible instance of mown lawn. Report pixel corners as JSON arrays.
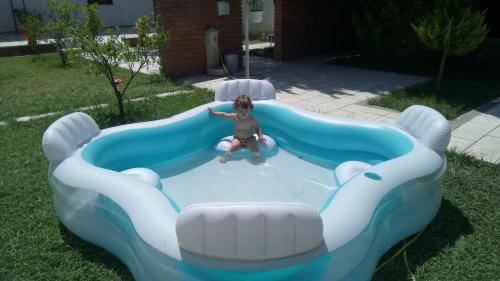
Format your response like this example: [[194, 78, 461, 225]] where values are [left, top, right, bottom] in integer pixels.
[[0, 54, 499, 280], [0, 53, 195, 121]]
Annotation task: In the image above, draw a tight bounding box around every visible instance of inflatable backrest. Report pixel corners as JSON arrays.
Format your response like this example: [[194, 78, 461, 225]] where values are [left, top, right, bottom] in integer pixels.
[[396, 105, 451, 153], [215, 79, 276, 101], [42, 112, 100, 164], [176, 202, 323, 261]]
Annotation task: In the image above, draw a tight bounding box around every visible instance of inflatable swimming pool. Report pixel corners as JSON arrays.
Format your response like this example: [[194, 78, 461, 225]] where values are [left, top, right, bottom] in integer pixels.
[[42, 79, 451, 281]]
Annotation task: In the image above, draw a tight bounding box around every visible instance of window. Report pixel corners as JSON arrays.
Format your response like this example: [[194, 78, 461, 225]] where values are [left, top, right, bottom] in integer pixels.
[[88, 0, 113, 5]]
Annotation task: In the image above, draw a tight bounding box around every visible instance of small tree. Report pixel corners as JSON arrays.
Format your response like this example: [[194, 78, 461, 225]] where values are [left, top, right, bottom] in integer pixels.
[[74, 4, 167, 123], [411, 0, 488, 93], [45, 0, 81, 67]]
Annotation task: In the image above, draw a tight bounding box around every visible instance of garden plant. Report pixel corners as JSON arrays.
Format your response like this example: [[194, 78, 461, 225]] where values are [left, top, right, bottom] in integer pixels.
[[14, 9, 45, 54], [45, 0, 81, 67], [73, 4, 167, 123], [411, 0, 488, 92]]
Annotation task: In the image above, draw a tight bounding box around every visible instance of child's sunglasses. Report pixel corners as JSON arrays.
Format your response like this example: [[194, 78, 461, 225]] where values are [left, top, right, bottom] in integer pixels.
[[239, 102, 250, 109]]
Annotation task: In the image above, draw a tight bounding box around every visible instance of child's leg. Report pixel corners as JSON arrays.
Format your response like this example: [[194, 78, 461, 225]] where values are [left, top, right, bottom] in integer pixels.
[[220, 138, 241, 163], [246, 138, 261, 160]]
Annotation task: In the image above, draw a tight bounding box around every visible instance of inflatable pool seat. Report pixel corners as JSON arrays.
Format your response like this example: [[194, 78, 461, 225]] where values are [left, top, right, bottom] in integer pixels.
[[334, 161, 373, 186], [122, 168, 162, 190]]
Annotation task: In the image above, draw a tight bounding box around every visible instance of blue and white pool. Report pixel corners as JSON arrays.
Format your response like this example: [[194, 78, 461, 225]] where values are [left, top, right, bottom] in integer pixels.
[[43, 79, 451, 281]]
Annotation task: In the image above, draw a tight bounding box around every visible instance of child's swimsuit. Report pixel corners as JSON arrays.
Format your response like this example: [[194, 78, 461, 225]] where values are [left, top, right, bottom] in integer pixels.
[[234, 135, 255, 146]]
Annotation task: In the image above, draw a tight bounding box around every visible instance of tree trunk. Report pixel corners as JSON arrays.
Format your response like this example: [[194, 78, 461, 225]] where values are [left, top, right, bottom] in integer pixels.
[[57, 43, 67, 67], [435, 49, 448, 94], [115, 90, 125, 123]]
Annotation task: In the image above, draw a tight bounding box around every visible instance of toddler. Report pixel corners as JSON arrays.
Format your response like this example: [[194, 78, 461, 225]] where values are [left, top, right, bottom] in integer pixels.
[[208, 95, 266, 163]]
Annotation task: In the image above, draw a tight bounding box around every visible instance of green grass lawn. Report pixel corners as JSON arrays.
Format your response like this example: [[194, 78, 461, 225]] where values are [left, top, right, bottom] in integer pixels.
[[1, 54, 499, 280], [0, 54, 194, 121], [331, 55, 500, 120]]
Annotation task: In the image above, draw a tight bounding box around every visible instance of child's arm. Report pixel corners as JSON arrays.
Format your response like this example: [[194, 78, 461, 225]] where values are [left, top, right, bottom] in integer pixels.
[[253, 118, 266, 142], [208, 107, 236, 119]]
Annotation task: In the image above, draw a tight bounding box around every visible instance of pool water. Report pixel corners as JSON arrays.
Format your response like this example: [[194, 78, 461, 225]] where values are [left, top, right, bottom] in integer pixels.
[[157, 148, 340, 211]]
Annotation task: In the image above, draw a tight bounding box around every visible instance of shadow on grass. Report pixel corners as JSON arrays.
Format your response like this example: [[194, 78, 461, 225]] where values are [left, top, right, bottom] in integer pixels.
[[374, 198, 473, 280], [59, 223, 134, 281]]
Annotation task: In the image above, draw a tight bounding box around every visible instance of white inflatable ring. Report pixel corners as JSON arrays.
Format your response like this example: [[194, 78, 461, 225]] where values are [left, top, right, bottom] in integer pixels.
[[215, 134, 278, 157]]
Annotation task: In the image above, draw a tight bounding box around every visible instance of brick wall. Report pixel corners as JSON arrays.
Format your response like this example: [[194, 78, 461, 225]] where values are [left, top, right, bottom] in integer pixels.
[[273, 0, 357, 60], [154, 0, 242, 78]]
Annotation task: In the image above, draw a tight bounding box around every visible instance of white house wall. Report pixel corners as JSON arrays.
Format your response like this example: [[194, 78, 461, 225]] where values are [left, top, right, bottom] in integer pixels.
[[0, 0, 16, 32], [2, 0, 152, 32]]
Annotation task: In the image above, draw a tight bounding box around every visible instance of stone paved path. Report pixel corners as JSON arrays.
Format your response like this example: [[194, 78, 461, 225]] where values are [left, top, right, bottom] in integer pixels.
[[448, 98, 500, 163]]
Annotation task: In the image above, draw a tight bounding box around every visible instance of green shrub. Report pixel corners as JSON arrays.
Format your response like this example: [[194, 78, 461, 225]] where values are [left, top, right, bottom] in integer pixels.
[[411, 0, 488, 92], [45, 0, 81, 67], [352, 0, 434, 67]]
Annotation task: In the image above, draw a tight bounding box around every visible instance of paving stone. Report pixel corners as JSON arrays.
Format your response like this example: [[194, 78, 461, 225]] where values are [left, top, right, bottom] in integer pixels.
[[488, 126, 500, 138], [386, 112, 401, 119], [360, 106, 394, 116], [464, 136, 500, 163], [375, 116, 396, 123], [448, 136, 475, 153], [452, 123, 496, 141], [469, 114, 500, 129], [297, 99, 326, 108], [324, 109, 354, 118], [313, 100, 352, 113], [342, 104, 391, 116], [276, 94, 303, 104], [350, 111, 381, 121], [341, 104, 367, 113], [338, 91, 379, 101]]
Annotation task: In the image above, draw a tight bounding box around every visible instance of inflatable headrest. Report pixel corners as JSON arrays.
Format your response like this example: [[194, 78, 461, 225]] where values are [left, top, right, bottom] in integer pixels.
[[396, 105, 451, 153], [42, 112, 100, 164], [215, 79, 276, 101], [176, 202, 323, 261]]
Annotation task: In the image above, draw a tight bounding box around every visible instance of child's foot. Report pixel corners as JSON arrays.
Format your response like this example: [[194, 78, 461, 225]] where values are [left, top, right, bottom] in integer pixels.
[[254, 153, 262, 162], [219, 156, 227, 163]]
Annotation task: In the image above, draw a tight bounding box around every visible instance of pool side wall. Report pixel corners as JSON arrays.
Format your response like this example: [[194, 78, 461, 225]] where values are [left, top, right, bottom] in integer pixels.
[[47, 101, 445, 281]]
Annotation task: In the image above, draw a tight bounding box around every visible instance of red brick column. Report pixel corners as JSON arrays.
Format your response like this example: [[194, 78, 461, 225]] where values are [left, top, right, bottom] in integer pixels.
[[154, 0, 242, 78], [273, 0, 357, 60]]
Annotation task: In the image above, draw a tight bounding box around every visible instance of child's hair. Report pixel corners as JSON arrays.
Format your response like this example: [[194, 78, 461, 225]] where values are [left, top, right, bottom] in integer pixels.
[[233, 95, 254, 110]]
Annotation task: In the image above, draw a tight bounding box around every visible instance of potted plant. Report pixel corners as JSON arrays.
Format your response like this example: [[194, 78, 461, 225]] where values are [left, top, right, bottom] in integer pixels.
[[247, 0, 263, 23]]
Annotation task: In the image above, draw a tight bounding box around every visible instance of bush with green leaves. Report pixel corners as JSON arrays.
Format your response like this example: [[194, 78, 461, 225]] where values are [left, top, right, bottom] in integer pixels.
[[352, 0, 434, 67], [73, 4, 167, 123], [45, 0, 81, 67], [411, 0, 488, 92], [14, 9, 45, 54]]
